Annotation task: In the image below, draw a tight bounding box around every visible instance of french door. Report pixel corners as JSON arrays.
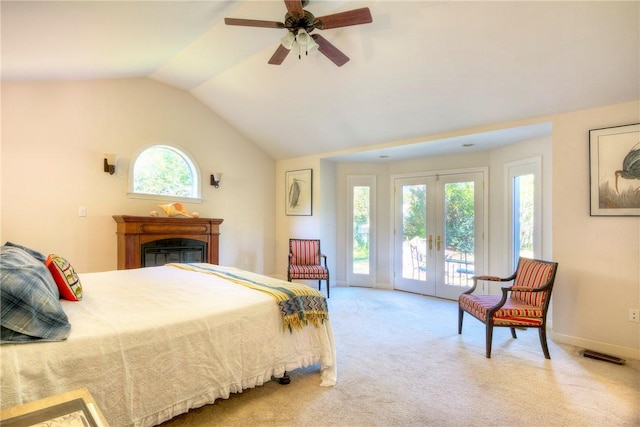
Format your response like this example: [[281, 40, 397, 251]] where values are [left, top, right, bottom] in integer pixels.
[[393, 171, 485, 300]]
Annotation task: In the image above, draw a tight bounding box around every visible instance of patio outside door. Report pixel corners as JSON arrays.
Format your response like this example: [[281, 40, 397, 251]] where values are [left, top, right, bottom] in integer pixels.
[[393, 172, 485, 300]]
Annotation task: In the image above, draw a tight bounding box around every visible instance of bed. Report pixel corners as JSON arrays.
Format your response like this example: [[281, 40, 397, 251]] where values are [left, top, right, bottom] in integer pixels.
[[0, 244, 337, 427]]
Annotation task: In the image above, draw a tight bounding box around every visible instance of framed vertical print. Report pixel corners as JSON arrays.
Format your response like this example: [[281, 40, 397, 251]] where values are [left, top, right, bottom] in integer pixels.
[[285, 169, 312, 216], [589, 123, 640, 216]]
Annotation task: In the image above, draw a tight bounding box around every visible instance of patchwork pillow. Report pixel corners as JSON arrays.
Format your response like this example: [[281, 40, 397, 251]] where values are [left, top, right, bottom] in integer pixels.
[[46, 254, 83, 301], [0, 246, 71, 343]]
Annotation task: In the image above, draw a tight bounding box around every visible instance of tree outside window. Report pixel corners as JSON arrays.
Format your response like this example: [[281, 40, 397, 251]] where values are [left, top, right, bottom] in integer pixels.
[[132, 145, 199, 199]]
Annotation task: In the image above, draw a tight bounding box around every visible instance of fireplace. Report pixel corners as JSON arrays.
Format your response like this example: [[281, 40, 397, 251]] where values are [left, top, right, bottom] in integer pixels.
[[141, 238, 207, 267], [113, 215, 223, 270]]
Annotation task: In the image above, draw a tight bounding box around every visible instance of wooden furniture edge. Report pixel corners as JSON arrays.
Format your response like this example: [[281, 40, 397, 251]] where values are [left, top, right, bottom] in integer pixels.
[[113, 215, 223, 269], [0, 387, 110, 426]]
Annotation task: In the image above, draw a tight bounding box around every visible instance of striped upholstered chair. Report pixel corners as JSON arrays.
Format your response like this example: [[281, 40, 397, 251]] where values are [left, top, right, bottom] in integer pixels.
[[458, 257, 558, 358], [287, 239, 330, 298]]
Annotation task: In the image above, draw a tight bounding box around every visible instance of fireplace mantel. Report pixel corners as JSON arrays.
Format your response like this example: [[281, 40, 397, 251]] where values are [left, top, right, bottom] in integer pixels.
[[113, 215, 223, 270]]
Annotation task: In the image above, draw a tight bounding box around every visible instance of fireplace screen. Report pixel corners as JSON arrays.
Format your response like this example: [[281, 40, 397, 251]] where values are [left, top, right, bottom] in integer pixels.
[[141, 238, 207, 267]]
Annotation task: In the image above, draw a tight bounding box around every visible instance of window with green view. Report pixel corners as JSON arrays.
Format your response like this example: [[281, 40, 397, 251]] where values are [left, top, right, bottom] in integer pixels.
[[132, 145, 199, 199]]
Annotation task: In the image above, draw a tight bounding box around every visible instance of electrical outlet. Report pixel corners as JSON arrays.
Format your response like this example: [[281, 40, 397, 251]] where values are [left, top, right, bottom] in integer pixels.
[[629, 309, 640, 323], [78, 206, 87, 217]]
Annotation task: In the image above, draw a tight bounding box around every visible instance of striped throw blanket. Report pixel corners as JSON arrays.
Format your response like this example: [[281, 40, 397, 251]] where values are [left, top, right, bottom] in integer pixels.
[[166, 263, 328, 332]]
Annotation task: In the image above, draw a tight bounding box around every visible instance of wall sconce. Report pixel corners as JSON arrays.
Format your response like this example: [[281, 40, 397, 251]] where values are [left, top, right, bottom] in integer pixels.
[[104, 153, 118, 175], [210, 173, 223, 188]]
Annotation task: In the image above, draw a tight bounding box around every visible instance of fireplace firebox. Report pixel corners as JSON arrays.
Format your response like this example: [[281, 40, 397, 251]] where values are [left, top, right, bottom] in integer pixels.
[[141, 238, 206, 267]]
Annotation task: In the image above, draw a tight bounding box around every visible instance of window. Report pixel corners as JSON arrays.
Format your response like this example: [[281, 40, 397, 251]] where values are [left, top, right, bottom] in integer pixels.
[[130, 145, 201, 201], [353, 185, 371, 274], [506, 158, 541, 270], [347, 175, 376, 287]]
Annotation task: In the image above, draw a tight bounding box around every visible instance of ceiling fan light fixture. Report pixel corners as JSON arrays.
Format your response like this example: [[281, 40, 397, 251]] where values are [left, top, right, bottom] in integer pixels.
[[280, 31, 296, 50], [295, 29, 312, 46], [294, 29, 318, 58]]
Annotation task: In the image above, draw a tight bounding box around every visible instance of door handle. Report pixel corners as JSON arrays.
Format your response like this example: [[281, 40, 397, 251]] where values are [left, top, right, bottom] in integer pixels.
[[428, 235, 433, 250], [436, 235, 441, 251]]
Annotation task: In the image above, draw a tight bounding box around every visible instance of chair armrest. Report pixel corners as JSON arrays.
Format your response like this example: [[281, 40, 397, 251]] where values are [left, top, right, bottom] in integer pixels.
[[493, 284, 547, 313], [503, 285, 548, 293], [320, 253, 327, 267], [462, 274, 512, 296], [474, 272, 518, 282], [487, 289, 511, 315], [463, 276, 491, 295], [474, 275, 502, 281], [509, 286, 535, 292]]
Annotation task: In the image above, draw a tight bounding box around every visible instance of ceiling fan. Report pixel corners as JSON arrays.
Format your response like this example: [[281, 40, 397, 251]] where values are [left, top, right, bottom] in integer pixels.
[[224, 0, 373, 67]]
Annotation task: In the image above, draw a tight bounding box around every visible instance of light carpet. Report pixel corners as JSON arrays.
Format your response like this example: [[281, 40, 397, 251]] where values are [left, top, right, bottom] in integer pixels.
[[160, 287, 639, 426]]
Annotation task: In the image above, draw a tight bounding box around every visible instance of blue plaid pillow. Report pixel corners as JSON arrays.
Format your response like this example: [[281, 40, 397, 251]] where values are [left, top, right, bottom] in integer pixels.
[[0, 246, 71, 343], [3, 241, 46, 263]]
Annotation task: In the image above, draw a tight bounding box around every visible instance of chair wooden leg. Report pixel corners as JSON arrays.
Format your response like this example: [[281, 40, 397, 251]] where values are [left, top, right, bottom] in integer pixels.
[[510, 327, 517, 339], [486, 323, 494, 358], [458, 308, 464, 334], [539, 327, 551, 359], [318, 279, 330, 298]]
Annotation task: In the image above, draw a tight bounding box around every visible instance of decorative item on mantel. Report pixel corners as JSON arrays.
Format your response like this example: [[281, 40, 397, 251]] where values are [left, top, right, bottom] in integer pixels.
[[157, 202, 199, 218]]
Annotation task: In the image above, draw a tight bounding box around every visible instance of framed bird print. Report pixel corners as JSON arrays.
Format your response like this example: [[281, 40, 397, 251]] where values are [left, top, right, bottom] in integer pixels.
[[285, 168, 312, 216], [589, 123, 640, 216]]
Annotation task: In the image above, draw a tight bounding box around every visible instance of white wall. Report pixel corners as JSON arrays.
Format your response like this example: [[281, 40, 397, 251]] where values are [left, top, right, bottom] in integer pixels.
[[274, 156, 336, 281], [1, 78, 276, 274], [551, 101, 640, 360]]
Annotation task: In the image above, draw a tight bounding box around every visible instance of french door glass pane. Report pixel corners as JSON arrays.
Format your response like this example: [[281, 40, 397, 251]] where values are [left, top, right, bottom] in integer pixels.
[[444, 181, 474, 287], [402, 184, 427, 280], [513, 174, 534, 264], [353, 186, 370, 274]]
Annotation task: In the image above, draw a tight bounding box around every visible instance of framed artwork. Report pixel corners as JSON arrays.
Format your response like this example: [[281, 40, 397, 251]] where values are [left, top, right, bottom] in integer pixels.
[[589, 123, 640, 216], [285, 169, 312, 216]]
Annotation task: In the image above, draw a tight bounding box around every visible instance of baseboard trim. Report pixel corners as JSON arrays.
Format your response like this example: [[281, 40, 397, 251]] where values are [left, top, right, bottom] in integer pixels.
[[551, 331, 640, 361]]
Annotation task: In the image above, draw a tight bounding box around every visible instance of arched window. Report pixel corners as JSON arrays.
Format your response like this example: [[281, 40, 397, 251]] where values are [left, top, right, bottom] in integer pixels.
[[130, 145, 200, 200]]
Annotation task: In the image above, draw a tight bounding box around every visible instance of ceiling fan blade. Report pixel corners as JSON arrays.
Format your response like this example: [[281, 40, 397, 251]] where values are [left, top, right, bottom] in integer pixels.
[[312, 34, 349, 67], [224, 18, 284, 29], [268, 44, 291, 65], [314, 7, 373, 30], [284, 0, 304, 16]]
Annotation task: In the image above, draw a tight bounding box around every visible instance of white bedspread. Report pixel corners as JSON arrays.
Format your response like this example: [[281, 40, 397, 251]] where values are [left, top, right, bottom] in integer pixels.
[[0, 265, 337, 426]]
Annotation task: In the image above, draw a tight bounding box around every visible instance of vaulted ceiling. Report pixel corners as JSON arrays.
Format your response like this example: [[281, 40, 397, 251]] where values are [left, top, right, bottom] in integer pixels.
[[2, 1, 638, 160]]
